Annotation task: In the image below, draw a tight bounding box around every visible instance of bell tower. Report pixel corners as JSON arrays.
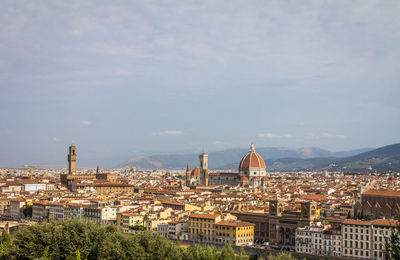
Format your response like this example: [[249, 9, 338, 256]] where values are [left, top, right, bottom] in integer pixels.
[[301, 201, 318, 220], [199, 153, 208, 186], [199, 153, 208, 171], [185, 162, 191, 186], [269, 199, 284, 216], [68, 144, 77, 175]]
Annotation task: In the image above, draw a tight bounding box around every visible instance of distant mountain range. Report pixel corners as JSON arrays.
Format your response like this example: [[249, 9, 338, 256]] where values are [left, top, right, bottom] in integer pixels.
[[223, 144, 400, 172], [115, 145, 399, 172]]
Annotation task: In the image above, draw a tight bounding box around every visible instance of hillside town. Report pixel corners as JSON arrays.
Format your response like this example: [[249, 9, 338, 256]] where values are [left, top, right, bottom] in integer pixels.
[[0, 144, 399, 259]]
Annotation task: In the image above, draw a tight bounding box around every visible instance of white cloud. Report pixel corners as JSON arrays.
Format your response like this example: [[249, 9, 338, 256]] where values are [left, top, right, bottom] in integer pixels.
[[80, 120, 91, 126], [152, 130, 184, 136], [258, 133, 292, 139], [52, 137, 61, 142], [322, 133, 351, 139]]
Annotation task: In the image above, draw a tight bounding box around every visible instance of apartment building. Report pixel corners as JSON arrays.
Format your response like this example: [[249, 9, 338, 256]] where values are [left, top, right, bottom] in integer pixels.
[[189, 213, 222, 243], [0, 199, 10, 215], [48, 202, 65, 220], [32, 201, 49, 222], [296, 226, 336, 256], [342, 220, 372, 259], [372, 219, 397, 260], [297, 219, 396, 259], [214, 220, 254, 246], [117, 212, 144, 233], [9, 199, 26, 219], [83, 206, 117, 224], [167, 220, 188, 240]]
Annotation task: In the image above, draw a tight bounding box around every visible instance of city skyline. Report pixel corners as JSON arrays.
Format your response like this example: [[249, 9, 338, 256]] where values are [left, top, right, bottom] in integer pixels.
[[1, 1, 400, 167]]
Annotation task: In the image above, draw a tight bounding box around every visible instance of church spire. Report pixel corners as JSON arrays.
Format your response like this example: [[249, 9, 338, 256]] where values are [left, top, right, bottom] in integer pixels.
[[186, 162, 191, 172], [185, 162, 191, 187]]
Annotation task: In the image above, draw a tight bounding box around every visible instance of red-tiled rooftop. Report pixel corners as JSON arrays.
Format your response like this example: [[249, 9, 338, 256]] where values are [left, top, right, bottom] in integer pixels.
[[343, 220, 372, 226], [372, 219, 398, 227], [363, 190, 400, 197], [216, 220, 255, 227], [189, 213, 221, 219]]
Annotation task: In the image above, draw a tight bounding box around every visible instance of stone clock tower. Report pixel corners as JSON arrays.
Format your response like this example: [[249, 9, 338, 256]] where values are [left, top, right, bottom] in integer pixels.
[[68, 144, 77, 174]]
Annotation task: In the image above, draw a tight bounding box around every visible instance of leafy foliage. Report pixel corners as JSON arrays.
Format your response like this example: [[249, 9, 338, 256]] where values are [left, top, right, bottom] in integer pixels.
[[385, 212, 400, 260], [22, 205, 33, 219], [1, 218, 249, 260]]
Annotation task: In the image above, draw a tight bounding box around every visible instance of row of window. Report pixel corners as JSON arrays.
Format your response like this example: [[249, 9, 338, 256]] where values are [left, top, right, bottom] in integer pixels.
[[344, 249, 369, 257], [344, 240, 370, 249], [344, 227, 369, 233], [344, 233, 369, 240]]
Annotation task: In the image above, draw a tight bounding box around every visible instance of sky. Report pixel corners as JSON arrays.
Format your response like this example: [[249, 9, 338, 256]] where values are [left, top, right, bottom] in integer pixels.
[[0, 0, 399, 168]]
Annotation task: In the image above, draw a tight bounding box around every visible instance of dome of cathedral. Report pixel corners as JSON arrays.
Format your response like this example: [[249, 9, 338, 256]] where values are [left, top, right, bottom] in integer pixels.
[[239, 143, 266, 171], [191, 168, 199, 177]]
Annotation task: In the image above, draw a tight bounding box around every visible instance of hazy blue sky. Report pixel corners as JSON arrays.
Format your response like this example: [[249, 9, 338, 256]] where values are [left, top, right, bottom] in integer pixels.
[[1, 0, 399, 168]]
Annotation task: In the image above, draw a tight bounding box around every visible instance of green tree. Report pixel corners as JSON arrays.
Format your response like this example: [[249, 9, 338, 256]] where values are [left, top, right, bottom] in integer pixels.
[[22, 205, 33, 219], [219, 242, 235, 260], [268, 252, 296, 260], [0, 232, 10, 246], [353, 208, 358, 219], [1, 218, 250, 260], [41, 245, 49, 260], [5, 218, 138, 259], [385, 212, 400, 260], [75, 249, 81, 260]]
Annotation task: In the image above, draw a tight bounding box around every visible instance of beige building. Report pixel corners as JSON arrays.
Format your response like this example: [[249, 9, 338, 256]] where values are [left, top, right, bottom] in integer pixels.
[[9, 199, 26, 219], [32, 201, 49, 222], [0, 199, 10, 215], [342, 220, 372, 259], [117, 212, 144, 233], [372, 219, 397, 260]]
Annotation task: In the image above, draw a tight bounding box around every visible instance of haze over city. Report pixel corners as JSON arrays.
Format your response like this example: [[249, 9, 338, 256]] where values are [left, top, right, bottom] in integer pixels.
[[1, 0, 400, 167]]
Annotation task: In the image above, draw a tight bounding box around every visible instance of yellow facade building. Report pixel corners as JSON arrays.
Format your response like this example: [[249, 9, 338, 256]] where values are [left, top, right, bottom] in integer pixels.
[[189, 213, 222, 243], [215, 220, 255, 246]]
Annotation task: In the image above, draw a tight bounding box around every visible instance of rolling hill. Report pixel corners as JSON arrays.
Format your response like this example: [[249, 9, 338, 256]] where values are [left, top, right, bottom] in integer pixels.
[[115, 146, 378, 171]]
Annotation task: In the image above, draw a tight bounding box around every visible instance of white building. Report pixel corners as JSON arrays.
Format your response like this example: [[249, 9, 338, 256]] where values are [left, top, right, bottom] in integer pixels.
[[24, 183, 46, 193], [342, 220, 372, 259], [157, 223, 169, 238], [296, 225, 339, 257], [168, 220, 189, 240]]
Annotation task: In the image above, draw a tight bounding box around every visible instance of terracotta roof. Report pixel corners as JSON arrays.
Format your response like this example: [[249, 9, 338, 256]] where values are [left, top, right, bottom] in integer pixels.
[[189, 213, 221, 219], [343, 220, 372, 226], [161, 201, 185, 206], [94, 183, 133, 187], [300, 194, 327, 201], [363, 190, 400, 197], [372, 219, 398, 227], [216, 220, 255, 227]]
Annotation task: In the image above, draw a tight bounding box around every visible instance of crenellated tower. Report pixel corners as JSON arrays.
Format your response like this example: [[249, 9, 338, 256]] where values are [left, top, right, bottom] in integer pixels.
[[67, 144, 77, 175]]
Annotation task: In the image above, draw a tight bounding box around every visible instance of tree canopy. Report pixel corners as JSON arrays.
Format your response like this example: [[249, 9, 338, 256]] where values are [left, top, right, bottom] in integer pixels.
[[0, 218, 249, 260]]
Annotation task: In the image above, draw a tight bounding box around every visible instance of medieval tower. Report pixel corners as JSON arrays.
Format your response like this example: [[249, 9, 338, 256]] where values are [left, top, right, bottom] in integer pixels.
[[67, 144, 77, 175]]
